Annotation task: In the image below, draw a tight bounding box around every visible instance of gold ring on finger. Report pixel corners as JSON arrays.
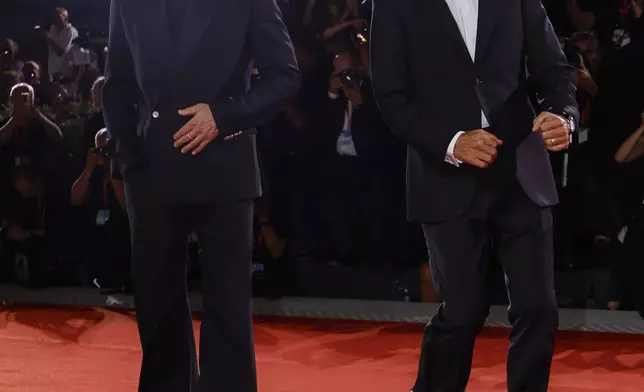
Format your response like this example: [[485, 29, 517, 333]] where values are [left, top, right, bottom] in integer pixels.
[[188, 134, 194, 140], [550, 138, 556, 144]]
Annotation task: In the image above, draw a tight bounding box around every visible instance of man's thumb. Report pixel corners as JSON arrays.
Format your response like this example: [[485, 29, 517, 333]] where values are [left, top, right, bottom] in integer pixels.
[[178, 105, 198, 116]]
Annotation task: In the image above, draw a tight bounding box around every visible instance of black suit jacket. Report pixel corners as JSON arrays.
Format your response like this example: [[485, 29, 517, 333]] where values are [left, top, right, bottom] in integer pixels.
[[370, 0, 578, 222], [103, 0, 300, 205]]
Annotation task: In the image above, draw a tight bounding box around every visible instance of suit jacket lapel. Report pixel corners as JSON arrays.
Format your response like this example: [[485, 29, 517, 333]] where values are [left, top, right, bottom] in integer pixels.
[[475, 0, 500, 64], [431, 0, 473, 66]]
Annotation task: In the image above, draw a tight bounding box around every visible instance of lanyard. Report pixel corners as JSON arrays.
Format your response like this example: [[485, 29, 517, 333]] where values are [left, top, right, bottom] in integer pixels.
[[344, 101, 353, 131]]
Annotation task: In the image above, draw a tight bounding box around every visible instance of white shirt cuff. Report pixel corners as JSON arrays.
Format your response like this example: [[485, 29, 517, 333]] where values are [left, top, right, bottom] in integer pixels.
[[328, 91, 339, 100], [445, 131, 465, 166]]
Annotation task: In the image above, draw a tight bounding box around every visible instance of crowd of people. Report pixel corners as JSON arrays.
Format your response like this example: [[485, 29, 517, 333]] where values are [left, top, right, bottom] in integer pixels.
[[0, 8, 127, 292], [0, 1, 643, 313]]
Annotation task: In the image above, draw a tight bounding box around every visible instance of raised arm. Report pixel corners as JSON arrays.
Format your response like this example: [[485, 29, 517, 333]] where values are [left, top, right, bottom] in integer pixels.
[[208, 0, 301, 138], [615, 115, 644, 164]]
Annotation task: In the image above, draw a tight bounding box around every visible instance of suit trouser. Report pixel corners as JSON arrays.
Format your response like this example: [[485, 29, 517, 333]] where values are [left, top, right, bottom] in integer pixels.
[[414, 177, 558, 392], [125, 183, 257, 392]]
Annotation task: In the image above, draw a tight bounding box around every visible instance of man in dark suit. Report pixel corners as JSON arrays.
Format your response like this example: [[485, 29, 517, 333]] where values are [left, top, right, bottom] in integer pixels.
[[102, 0, 300, 391], [370, 0, 578, 391]]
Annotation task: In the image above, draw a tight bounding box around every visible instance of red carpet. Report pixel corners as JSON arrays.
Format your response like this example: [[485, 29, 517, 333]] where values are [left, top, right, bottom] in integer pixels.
[[0, 307, 643, 391]]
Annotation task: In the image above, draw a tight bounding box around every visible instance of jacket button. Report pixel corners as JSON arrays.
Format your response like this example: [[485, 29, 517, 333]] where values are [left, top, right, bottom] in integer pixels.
[[152, 111, 159, 119]]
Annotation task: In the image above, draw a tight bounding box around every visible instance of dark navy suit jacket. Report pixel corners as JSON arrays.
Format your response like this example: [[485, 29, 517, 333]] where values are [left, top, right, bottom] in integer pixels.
[[371, 0, 579, 222], [103, 0, 300, 204]]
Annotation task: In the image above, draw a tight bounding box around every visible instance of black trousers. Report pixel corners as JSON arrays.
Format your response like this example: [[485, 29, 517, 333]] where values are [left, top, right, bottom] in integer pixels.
[[125, 184, 256, 392], [414, 177, 558, 392]]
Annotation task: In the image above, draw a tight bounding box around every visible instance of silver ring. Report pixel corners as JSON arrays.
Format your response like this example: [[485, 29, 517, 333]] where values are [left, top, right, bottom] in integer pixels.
[[188, 134, 193, 140]]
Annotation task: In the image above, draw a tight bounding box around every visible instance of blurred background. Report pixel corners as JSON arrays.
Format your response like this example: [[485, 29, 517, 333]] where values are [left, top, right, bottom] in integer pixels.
[[0, 0, 643, 321]]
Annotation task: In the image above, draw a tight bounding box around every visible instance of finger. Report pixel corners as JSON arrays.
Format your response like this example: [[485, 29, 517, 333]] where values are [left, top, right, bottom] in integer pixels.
[[545, 136, 569, 151], [178, 105, 200, 117], [474, 142, 498, 157], [477, 138, 501, 150], [477, 130, 503, 145], [540, 117, 565, 132], [181, 128, 208, 153], [532, 112, 549, 132], [474, 151, 495, 165], [191, 139, 211, 156], [548, 141, 569, 152], [468, 158, 488, 169], [174, 120, 197, 144], [174, 130, 196, 148], [542, 127, 569, 141], [190, 126, 218, 155]]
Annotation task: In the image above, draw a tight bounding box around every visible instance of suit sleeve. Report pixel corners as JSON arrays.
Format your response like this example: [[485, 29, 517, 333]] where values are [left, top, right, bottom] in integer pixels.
[[370, 0, 456, 163], [102, 0, 138, 168], [523, 0, 579, 126], [208, 0, 301, 138]]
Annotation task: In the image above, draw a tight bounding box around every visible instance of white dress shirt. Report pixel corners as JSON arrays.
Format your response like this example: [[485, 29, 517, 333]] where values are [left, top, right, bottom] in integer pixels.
[[47, 23, 79, 79], [444, 0, 490, 166]]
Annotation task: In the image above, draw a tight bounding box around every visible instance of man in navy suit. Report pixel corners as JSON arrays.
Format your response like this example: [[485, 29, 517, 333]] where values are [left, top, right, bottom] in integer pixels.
[[102, 0, 300, 391], [371, 0, 578, 391]]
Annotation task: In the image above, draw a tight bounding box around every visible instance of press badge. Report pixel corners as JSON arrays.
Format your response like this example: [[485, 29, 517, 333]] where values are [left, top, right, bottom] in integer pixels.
[[96, 209, 111, 226]]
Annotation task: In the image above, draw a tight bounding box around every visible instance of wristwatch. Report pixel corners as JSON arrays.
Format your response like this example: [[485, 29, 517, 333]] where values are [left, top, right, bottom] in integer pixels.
[[563, 115, 575, 134]]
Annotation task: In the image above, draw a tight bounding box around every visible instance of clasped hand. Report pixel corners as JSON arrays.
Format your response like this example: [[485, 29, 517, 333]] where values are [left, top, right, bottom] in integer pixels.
[[453, 112, 570, 168], [173, 104, 219, 155]]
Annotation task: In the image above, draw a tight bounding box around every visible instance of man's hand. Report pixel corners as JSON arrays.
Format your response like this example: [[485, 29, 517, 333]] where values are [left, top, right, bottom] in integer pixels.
[[532, 112, 571, 152], [174, 104, 219, 155], [453, 129, 503, 168]]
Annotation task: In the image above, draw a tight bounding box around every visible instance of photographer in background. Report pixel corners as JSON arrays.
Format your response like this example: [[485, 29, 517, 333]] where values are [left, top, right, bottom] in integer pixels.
[[0, 83, 63, 175], [71, 128, 129, 292], [20, 61, 48, 106], [326, 48, 402, 265], [46, 7, 79, 83], [73, 76, 106, 172], [573, 0, 644, 223], [312, 0, 364, 54], [1, 38, 23, 74], [611, 111, 644, 316], [565, 32, 599, 107]]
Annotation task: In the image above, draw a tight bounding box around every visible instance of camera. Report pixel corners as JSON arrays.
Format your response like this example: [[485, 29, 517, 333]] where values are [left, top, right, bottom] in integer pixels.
[[563, 46, 584, 69], [339, 68, 362, 90], [96, 147, 110, 158], [351, 20, 369, 46]]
